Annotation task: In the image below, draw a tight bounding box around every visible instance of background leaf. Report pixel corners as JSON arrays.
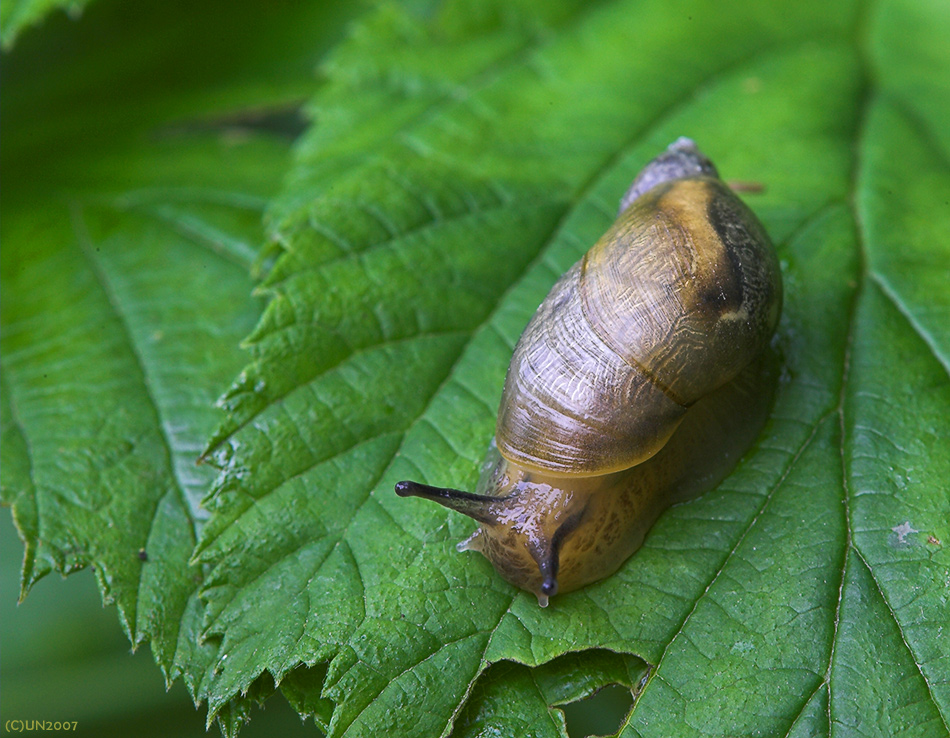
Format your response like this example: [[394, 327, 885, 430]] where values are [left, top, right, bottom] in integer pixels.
[[0, 0, 89, 49], [1, 0, 360, 732], [2, 0, 948, 736]]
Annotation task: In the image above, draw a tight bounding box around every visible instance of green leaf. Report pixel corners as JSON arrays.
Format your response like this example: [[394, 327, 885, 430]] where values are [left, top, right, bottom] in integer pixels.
[[1, 0, 361, 730], [3, 0, 949, 736], [0, 0, 89, 49], [195, 0, 950, 735]]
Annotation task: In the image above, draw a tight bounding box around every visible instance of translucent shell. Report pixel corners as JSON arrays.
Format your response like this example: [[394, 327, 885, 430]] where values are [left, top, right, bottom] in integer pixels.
[[496, 177, 781, 476]]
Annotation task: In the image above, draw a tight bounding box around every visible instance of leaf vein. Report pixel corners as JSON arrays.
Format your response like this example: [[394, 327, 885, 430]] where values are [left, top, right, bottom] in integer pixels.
[[70, 202, 199, 639], [868, 274, 950, 379]]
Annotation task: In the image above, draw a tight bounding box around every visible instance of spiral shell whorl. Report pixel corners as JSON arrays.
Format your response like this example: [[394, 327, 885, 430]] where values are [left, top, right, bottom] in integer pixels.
[[495, 261, 686, 476], [583, 177, 780, 401], [495, 162, 780, 479], [618, 137, 718, 214]]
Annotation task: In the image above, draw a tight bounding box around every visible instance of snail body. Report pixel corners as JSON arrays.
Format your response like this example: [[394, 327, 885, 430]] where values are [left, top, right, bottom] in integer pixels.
[[396, 139, 782, 606]]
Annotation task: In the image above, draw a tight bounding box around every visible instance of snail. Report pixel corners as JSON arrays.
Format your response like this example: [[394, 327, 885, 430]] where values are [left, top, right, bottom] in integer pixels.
[[396, 138, 782, 606]]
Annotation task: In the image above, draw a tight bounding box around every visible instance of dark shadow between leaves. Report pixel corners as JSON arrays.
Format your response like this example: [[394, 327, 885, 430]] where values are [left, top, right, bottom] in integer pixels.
[[449, 649, 648, 738], [561, 683, 634, 738]]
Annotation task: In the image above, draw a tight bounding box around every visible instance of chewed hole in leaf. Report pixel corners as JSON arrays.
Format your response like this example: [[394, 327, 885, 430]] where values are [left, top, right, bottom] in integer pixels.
[[451, 651, 646, 738], [561, 684, 634, 738]]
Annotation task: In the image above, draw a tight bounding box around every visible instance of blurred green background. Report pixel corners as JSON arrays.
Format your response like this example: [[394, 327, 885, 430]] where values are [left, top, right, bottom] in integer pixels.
[[0, 508, 321, 737]]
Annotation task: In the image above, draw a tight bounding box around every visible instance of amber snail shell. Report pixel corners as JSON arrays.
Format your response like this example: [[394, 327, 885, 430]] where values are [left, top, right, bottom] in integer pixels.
[[396, 138, 782, 606]]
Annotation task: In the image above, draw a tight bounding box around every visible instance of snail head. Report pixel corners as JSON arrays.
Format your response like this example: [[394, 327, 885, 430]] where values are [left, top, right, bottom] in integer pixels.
[[394, 475, 590, 607]]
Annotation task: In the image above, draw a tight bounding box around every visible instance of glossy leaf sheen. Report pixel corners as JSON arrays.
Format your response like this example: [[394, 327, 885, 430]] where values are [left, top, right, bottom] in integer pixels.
[[2, 0, 949, 736]]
